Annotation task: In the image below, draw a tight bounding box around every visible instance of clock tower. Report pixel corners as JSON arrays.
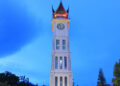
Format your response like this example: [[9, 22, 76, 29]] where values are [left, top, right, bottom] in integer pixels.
[[50, 2, 73, 86]]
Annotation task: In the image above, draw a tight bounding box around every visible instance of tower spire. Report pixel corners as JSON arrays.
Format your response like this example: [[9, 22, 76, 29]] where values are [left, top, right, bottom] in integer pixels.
[[52, 1, 68, 18]]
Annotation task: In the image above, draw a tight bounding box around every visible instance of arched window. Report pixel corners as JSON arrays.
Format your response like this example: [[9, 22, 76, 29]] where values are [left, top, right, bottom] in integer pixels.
[[56, 40, 60, 50], [60, 77, 63, 86], [62, 40, 66, 50], [64, 57, 67, 69], [55, 77, 58, 86], [55, 57, 58, 69], [60, 57, 63, 69], [65, 77, 67, 86]]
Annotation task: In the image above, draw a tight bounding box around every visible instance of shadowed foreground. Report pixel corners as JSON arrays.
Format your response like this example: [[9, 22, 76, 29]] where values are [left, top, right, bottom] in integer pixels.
[[0, 71, 38, 86]]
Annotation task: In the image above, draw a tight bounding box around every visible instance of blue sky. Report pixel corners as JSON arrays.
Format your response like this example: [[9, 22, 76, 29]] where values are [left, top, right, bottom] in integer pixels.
[[0, 0, 120, 86]]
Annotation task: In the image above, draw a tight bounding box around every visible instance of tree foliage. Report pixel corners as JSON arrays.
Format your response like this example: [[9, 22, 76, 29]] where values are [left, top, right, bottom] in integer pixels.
[[97, 68, 106, 86], [0, 71, 37, 86], [112, 60, 120, 86]]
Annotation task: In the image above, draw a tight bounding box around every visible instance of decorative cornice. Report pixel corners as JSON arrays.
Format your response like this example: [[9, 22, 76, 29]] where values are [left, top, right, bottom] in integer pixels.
[[52, 19, 70, 32]]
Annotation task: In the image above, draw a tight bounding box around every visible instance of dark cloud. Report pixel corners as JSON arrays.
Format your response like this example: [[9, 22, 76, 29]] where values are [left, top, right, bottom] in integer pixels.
[[0, 1, 41, 58]]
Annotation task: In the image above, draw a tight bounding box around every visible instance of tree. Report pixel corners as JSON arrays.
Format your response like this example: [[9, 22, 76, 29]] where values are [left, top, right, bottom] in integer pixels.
[[0, 71, 19, 86], [112, 60, 120, 86], [0, 71, 37, 86], [97, 68, 106, 86]]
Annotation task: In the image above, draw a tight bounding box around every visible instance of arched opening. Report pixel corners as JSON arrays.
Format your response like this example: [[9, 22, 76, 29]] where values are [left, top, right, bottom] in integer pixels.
[[60, 57, 63, 69], [62, 40, 66, 50], [56, 40, 60, 50], [55, 77, 58, 86], [64, 57, 67, 69], [55, 57, 58, 69], [60, 77, 63, 86], [65, 77, 67, 86]]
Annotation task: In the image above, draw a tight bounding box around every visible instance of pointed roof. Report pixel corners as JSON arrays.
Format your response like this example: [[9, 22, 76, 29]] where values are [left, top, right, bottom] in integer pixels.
[[53, 2, 68, 18], [56, 2, 66, 14]]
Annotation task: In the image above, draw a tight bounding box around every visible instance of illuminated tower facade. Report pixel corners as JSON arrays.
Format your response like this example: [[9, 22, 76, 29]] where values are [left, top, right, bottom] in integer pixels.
[[50, 2, 73, 86]]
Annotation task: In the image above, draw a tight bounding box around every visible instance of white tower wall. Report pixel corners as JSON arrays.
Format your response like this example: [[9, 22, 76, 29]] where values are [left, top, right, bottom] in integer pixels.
[[50, 18, 73, 86]]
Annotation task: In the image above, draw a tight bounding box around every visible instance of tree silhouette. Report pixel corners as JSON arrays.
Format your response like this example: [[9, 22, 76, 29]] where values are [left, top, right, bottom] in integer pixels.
[[97, 69, 106, 86], [112, 60, 120, 86], [0, 71, 19, 86], [0, 71, 37, 86]]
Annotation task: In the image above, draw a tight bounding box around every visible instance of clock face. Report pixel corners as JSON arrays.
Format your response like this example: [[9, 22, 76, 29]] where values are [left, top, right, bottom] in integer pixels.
[[57, 23, 65, 30]]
